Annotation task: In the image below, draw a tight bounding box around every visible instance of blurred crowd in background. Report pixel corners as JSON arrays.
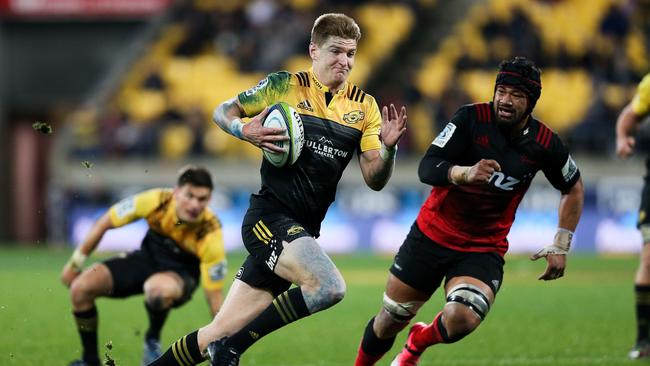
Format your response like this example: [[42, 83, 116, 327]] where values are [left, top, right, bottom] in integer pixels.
[[64, 0, 650, 162]]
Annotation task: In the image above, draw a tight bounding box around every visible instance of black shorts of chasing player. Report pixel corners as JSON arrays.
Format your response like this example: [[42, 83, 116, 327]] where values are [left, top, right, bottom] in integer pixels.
[[390, 223, 504, 296], [104, 229, 200, 307], [236, 208, 313, 297]]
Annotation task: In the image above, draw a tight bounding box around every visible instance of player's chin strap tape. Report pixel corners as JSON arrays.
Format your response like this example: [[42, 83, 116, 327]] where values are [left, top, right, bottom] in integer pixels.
[[382, 292, 421, 323], [446, 284, 490, 320]]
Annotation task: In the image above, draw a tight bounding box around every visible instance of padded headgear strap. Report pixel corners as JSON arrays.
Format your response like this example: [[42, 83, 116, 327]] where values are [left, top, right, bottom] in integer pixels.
[[495, 56, 542, 113]]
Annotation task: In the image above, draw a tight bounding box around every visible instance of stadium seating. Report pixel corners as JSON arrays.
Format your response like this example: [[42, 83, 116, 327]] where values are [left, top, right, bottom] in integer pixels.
[[68, 0, 649, 159]]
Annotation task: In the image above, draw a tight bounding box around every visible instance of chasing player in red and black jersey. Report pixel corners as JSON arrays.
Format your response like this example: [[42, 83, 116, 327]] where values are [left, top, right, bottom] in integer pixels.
[[355, 56, 584, 366]]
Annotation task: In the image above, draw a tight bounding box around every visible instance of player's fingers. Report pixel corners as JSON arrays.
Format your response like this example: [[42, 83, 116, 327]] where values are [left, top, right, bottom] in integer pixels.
[[260, 142, 286, 153], [263, 132, 289, 141], [390, 104, 398, 120], [537, 269, 552, 280], [484, 159, 501, 171], [529, 250, 544, 261], [382, 105, 389, 122], [261, 125, 287, 134], [398, 110, 408, 126]]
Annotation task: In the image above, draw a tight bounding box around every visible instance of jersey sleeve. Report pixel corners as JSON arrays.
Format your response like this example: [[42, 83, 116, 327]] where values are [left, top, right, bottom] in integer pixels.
[[541, 134, 581, 191], [632, 73, 650, 116], [237, 71, 292, 118], [418, 106, 473, 185], [197, 227, 227, 291], [108, 189, 165, 227], [359, 96, 382, 152]]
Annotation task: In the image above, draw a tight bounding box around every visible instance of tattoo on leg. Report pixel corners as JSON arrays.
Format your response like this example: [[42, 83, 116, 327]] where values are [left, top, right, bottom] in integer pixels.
[[291, 240, 344, 313]]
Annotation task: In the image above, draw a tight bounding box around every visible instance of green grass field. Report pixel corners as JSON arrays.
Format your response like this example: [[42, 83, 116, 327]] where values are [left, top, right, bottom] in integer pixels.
[[0, 246, 640, 366]]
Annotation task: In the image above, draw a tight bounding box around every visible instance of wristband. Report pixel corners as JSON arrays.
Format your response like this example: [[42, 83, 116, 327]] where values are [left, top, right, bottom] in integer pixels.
[[449, 166, 470, 185], [379, 143, 397, 161], [68, 248, 87, 271], [553, 228, 573, 252], [230, 118, 244, 139]]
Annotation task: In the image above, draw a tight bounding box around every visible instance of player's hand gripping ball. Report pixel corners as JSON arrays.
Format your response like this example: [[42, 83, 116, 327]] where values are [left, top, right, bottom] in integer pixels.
[[262, 102, 305, 167]]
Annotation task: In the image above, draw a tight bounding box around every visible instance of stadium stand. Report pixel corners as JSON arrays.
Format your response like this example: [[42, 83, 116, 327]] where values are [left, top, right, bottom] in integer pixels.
[[62, 0, 649, 162]]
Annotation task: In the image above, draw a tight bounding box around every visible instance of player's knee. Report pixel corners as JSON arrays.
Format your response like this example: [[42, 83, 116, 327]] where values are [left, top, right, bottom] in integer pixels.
[[144, 286, 177, 310], [442, 302, 481, 340], [70, 279, 96, 306], [442, 284, 490, 340], [374, 310, 411, 338], [323, 277, 346, 305], [145, 295, 170, 311], [382, 293, 418, 323]]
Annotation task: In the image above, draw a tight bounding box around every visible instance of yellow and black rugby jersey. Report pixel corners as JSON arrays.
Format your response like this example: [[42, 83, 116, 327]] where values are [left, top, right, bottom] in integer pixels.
[[237, 69, 382, 235], [632, 73, 650, 117], [109, 188, 226, 290]]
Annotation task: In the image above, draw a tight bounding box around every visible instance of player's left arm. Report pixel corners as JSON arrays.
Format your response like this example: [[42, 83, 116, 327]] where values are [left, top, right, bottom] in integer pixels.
[[198, 229, 227, 316], [359, 104, 407, 191], [531, 135, 584, 281], [204, 288, 224, 317]]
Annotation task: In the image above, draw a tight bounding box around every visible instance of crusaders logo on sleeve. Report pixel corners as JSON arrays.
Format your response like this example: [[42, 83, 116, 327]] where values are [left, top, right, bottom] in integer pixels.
[[433, 122, 457, 147]]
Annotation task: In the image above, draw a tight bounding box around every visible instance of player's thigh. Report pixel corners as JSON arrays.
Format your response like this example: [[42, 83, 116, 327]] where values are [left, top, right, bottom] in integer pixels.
[[374, 273, 431, 331], [104, 250, 156, 298], [274, 236, 342, 287], [143, 271, 185, 300], [444, 251, 504, 304], [388, 223, 449, 296], [198, 278, 274, 349], [71, 262, 114, 298], [241, 209, 337, 287]]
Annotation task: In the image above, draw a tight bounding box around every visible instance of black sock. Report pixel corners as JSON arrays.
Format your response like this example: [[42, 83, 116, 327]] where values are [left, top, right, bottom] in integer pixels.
[[227, 287, 310, 353], [147, 330, 205, 366], [74, 307, 99, 365], [145, 302, 170, 340], [636, 285, 650, 342], [360, 317, 396, 356]]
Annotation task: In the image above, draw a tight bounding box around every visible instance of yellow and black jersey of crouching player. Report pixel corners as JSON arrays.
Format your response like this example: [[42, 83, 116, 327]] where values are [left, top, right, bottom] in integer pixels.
[[238, 69, 382, 236], [109, 188, 227, 291]]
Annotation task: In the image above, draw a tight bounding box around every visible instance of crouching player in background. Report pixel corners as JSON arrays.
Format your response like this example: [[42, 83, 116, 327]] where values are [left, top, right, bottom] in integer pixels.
[[355, 57, 584, 366], [60, 166, 227, 366]]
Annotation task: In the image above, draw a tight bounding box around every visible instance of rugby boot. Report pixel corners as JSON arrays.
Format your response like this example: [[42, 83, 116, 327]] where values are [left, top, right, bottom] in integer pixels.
[[390, 322, 427, 366], [142, 337, 163, 366], [629, 339, 650, 359], [207, 337, 240, 366]]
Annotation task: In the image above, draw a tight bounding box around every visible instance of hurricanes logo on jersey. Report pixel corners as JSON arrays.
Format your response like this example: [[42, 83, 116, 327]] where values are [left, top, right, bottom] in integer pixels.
[[343, 110, 365, 124], [287, 225, 305, 236]]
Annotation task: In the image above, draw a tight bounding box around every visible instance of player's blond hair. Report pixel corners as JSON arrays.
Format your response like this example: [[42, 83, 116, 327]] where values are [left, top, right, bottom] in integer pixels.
[[310, 13, 361, 46]]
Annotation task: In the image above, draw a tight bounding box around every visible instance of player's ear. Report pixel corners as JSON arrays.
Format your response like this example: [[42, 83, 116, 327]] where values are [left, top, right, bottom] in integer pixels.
[[309, 42, 318, 60]]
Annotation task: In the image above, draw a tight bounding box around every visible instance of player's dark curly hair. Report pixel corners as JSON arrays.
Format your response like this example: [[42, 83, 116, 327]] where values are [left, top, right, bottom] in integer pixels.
[[495, 56, 542, 113], [177, 165, 213, 190]]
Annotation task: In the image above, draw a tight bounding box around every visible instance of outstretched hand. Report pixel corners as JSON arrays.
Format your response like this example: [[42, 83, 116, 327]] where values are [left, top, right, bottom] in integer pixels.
[[60, 264, 81, 288], [530, 250, 566, 281], [241, 107, 289, 153], [380, 104, 407, 148], [616, 135, 635, 159]]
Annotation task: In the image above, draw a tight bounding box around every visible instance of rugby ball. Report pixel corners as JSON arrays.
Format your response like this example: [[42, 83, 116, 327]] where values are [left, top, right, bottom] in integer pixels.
[[262, 102, 305, 167]]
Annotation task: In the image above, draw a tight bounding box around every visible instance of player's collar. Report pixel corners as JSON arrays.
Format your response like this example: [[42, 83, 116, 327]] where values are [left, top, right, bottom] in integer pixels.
[[308, 68, 347, 95]]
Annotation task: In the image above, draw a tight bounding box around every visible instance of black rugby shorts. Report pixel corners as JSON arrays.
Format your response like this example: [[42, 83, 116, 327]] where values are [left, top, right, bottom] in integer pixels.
[[389, 223, 504, 296], [236, 208, 313, 297]]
